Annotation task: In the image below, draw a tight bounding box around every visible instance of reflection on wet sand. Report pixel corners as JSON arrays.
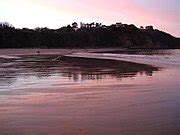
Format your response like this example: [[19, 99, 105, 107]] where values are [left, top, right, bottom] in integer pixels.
[[0, 55, 159, 90], [1, 54, 180, 135]]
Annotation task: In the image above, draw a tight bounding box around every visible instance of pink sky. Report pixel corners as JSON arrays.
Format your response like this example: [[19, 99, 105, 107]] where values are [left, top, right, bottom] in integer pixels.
[[0, 0, 179, 37]]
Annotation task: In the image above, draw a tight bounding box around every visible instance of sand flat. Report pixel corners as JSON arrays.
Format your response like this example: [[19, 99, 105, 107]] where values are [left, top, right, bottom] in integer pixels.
[[0, 49, 180, 135]]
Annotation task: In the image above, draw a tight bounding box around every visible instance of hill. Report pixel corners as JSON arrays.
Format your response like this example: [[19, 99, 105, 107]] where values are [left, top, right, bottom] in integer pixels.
[[0, 22, 179, 49]]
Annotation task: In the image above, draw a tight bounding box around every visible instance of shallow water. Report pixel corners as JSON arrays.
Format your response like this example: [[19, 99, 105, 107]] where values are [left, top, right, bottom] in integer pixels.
[[67, 49, 180, 67], [0, 49, 180, 135]]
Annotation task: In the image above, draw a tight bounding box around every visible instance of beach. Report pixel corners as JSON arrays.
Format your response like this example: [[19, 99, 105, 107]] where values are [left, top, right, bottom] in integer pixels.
[[0, 49, 180, 135]]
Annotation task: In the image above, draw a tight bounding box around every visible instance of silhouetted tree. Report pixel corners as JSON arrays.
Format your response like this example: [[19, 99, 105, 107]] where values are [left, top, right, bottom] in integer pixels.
[[0, 22, 179, 49], [72, 22, 78, 28], [145, 26, 154, 30]]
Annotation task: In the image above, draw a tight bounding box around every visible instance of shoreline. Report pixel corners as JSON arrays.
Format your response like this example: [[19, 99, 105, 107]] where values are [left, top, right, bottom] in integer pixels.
[[65, 52, 180, 68], [0, 48, 124, 55], [0, 48, 180, 68]]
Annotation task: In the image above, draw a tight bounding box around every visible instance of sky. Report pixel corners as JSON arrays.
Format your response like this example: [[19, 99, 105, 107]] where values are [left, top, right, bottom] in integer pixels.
[[0, 0, 180, 37]]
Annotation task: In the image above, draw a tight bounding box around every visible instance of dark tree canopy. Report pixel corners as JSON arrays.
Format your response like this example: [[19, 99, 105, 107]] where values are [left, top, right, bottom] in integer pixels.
[[0, 22, 179, 49]]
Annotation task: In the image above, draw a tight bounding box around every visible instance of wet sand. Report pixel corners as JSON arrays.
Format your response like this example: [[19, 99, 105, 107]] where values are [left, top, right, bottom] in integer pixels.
[[0, 49, 180, 135], [0, 48, 123, 56], [66, 50, 180, 68]]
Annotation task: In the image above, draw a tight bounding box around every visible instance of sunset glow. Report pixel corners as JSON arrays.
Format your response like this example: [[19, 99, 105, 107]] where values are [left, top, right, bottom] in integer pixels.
[[0, 0, 179, 37]]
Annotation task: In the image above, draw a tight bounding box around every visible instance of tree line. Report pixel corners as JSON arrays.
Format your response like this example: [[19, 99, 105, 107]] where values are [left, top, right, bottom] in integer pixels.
[[0, 22, 179, 49]]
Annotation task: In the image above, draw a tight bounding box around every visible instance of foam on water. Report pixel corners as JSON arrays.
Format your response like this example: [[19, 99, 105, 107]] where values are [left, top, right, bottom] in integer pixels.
[[0, 55, 21, 59]]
